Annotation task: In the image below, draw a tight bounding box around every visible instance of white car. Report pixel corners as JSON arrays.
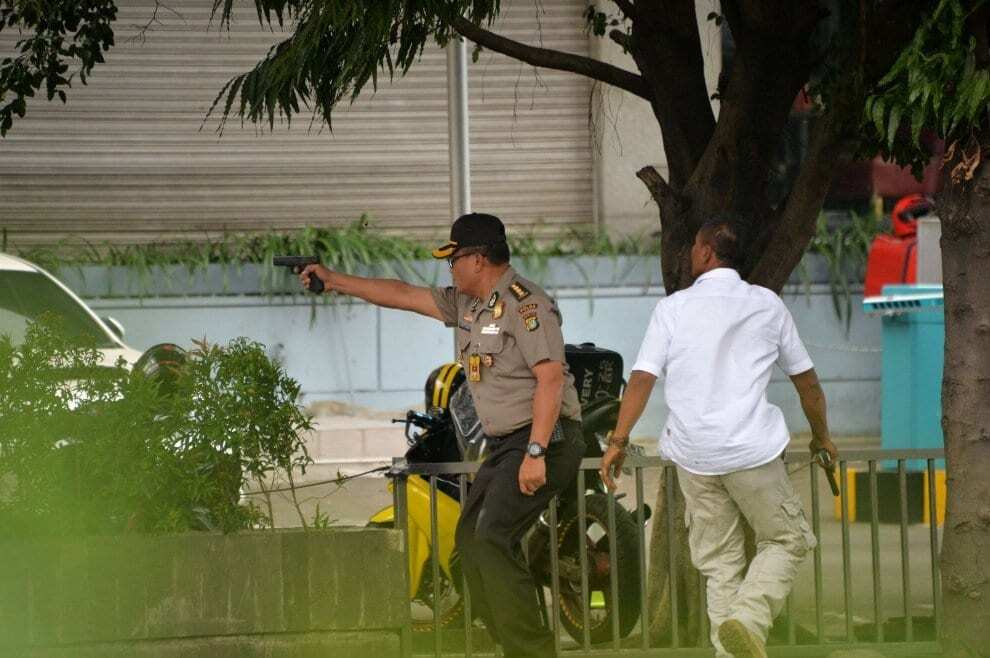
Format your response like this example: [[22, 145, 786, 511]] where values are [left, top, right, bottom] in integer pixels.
[[0, 252, 142, 367]]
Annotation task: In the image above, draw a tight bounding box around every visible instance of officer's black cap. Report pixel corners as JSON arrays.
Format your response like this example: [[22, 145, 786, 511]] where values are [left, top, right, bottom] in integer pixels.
[[432, 213, 507, 259]]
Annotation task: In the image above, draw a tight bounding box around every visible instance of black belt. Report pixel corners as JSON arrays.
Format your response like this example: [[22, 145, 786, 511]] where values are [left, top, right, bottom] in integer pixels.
[[489, 417, 582, 445]]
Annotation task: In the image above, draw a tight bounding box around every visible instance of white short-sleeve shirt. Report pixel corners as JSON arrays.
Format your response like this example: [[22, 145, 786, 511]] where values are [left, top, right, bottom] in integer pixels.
[[632, 268, 814, 475]]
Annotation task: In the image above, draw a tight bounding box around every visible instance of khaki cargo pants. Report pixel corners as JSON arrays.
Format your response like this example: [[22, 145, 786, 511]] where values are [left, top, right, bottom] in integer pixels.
[[676, 456, 817, 657]]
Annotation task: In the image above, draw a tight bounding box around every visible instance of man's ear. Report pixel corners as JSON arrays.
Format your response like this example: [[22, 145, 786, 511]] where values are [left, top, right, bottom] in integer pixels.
[[701, 242, 715, 265]]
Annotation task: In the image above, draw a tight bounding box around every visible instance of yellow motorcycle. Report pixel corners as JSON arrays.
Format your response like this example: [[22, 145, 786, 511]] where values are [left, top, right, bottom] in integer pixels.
[[367, 345, 648, 644]]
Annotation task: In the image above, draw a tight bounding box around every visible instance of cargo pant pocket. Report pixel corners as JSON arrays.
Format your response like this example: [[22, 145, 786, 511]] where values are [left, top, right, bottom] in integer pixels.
[[780, 496, 818, 553]]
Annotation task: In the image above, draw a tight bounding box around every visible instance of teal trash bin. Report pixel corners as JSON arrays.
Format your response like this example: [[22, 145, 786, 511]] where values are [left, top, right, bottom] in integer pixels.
[[864, 284, 945, 471]]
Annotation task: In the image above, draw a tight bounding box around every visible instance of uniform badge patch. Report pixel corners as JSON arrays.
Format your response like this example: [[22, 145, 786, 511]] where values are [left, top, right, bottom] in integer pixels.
[[517, 303, 538, 315], [492, 300, 505, 319], [468, 354, 481, 381], [509, 282, 531, 301], [487, 291, 499, 308], [481, 323, 501, 335], [482, 354, 494, 367], [524, 314, 540, 332]]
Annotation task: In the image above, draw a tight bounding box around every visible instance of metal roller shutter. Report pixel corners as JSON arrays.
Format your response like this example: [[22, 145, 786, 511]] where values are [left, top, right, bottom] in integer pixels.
[[468, 0, 594, 234], [0, 0, 593, 246]]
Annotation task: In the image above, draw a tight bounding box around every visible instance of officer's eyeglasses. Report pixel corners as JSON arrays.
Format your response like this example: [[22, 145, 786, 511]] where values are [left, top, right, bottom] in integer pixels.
[[447, 251, 478, 269]]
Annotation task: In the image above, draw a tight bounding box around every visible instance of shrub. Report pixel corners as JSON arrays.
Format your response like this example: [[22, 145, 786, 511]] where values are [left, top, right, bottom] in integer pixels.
[[0, 316, 313, 536]]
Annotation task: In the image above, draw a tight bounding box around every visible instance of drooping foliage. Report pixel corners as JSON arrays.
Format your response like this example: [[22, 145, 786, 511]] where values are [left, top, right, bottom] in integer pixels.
[[863, 0, 989, 176], [207, 0, 504, 131], [0, 0, 117, 136]]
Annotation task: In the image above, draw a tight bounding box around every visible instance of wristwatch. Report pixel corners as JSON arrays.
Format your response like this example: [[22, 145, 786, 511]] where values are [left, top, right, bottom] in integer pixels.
[[526, 442, 547, 458]]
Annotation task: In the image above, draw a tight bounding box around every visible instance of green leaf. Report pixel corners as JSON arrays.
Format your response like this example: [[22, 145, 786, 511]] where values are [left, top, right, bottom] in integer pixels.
[[967, 70, 990, 120], [910, 106, 926, 146], [886, 105, 902, 149], [871, 98, 886, 135]]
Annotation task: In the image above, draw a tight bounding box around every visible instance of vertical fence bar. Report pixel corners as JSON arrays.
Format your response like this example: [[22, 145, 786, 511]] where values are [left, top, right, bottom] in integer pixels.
[[459, 473, 473, 658], [429, 476, 442, 658], [576, 469, 592, 651], [548, 497, 563, 658], [665, 465, 681, 648], [869, 461, 884, 643], [927, 458, 942, 639], [607, 490, 621, 650], [394, 468, 413, 658], [786, 593, 797, 645], [897, 461, 913, 643], [636, 467, 650, 652], [699, 571, 709, 647], [810, 465, 824, 644], [839, 461, 853, 642]]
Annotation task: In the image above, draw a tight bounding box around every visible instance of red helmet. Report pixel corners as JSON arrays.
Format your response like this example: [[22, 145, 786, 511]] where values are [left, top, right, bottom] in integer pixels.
[[891, 194, 932, 238]]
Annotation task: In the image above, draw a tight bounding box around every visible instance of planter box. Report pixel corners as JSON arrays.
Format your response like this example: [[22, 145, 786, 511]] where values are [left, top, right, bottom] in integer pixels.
[[0, 528, 408, 658], [55, 254, 836, 299]]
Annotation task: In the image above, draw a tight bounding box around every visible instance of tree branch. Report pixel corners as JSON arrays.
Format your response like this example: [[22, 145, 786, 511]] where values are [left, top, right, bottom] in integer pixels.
[[626, 0, 716, 187], [611, 0, 637, 21], [451, 16, 651, 101], [748, 110, 857, 292], [636, 165, 679, 209], [608, 29, 630, 52], [637, 165, 695, 292]]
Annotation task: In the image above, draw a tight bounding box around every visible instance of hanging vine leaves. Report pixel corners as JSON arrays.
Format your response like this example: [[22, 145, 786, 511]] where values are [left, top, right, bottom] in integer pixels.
[[861, 0, 990, 175]]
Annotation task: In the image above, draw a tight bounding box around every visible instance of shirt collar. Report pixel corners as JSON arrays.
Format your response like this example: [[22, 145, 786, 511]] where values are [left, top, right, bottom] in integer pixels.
[[470, 266, 516, 312], [694, 267, 741, 285], [487, 266, 517, 300]]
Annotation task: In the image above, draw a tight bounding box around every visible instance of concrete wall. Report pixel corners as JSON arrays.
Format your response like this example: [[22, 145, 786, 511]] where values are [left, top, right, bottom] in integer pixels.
[[77, 256, 882, 438], [0, 529, 407, 658]]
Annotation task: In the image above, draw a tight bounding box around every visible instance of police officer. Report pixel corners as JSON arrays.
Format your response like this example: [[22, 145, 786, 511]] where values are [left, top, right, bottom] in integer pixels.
[[300, 213, 584, 658]]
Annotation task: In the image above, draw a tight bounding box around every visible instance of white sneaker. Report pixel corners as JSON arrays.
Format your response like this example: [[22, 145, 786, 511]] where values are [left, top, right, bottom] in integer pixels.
[[717, 619, 767, 658]]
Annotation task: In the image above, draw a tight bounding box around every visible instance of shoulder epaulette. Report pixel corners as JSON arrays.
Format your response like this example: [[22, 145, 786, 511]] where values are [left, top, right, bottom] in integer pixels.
[[508, 281, 531, 301]]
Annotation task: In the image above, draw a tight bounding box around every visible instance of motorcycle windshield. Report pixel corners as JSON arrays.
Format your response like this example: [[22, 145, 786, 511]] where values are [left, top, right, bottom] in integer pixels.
[[448, 385, 488, 462]]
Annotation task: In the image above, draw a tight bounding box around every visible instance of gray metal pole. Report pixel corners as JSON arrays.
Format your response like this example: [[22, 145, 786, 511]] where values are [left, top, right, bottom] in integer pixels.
[[447, 36, 471, 217]]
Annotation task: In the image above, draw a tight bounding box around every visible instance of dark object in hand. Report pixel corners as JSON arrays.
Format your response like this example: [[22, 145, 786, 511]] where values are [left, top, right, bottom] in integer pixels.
[[816, 448, 840, 497], [273, 256, 324, 293]]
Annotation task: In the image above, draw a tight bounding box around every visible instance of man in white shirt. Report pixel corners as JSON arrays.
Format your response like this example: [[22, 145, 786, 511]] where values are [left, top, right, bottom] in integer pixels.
[[600, 219, 838, 658]]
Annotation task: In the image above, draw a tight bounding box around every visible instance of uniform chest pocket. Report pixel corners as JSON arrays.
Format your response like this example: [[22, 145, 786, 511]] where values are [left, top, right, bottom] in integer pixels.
[[477, 333, 505, 355]]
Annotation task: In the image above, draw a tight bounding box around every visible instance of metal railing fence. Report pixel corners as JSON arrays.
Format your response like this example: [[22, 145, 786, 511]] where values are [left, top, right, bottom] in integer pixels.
[[390, 448, 944, 657]]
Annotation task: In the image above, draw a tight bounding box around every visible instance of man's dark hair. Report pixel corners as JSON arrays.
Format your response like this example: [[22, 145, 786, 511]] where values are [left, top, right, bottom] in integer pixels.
[[698, 217, 747, 270], [480, 241, 510, 265]]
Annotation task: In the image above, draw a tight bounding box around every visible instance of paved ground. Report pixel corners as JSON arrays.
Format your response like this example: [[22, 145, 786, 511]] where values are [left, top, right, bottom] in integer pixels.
[[246, 414, 942, 652]]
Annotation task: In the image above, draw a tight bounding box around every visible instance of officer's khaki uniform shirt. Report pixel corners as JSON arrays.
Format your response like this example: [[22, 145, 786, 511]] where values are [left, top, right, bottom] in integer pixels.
[[431, 267, 581, 438]]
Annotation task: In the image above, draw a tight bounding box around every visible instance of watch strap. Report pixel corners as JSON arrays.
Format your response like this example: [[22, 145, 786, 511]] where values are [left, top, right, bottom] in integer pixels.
[[526, 442, 547, 458]]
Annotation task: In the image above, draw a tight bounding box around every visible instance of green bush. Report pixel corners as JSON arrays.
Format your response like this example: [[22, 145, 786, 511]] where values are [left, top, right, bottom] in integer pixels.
[[0, 316, 313, 536]]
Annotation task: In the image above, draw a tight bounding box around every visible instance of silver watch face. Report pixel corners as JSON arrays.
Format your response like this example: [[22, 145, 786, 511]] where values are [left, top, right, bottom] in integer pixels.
[[527, 442, 544, 457]]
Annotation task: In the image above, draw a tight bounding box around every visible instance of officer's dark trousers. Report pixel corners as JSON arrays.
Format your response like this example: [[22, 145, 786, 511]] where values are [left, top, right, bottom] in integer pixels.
[[455, 419, 584, 658]]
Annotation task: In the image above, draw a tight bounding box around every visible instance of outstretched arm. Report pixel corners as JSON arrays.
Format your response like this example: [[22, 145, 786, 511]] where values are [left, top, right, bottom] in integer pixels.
[[300, 264, 444, 321]]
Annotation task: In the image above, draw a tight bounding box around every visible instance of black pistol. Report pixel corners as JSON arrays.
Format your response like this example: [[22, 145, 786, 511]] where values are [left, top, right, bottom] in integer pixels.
[[273, 256, 324, 293], [816, 448, 840, 497]]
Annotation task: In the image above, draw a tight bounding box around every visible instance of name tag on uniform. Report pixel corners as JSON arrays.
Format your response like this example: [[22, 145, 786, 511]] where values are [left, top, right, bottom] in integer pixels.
[[481, 324, 501, 335]]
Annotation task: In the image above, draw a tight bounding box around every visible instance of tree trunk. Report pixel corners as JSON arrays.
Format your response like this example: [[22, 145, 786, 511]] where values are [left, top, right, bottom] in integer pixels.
[[936, 132, 990, 658], [644, 467, 702, 646], [630, 5, 925, 645]]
